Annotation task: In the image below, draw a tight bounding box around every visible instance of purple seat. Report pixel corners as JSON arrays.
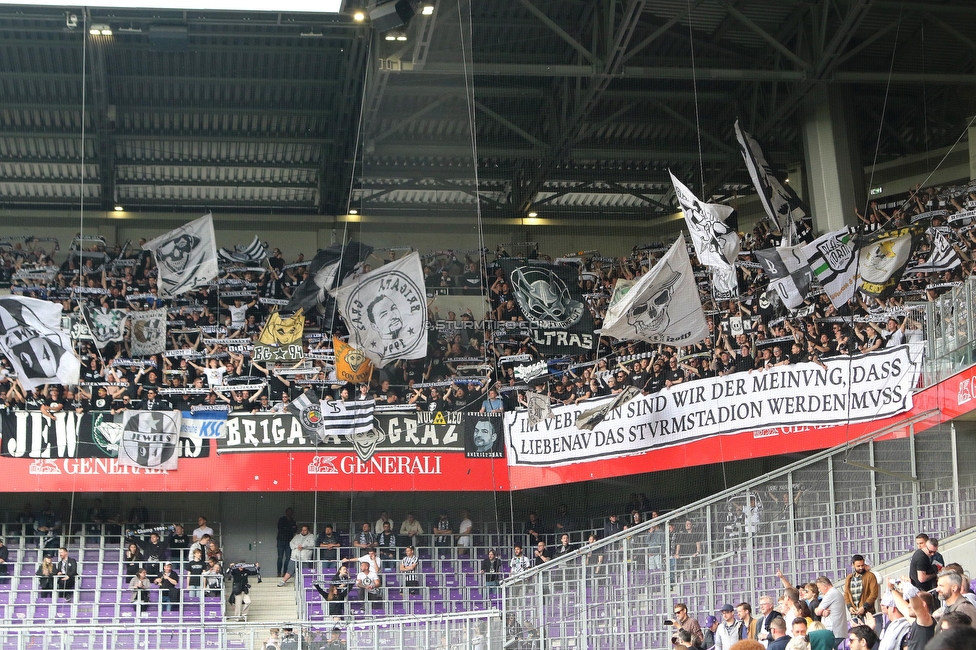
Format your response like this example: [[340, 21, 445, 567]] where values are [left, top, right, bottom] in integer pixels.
[[204, 604, 221, 619]]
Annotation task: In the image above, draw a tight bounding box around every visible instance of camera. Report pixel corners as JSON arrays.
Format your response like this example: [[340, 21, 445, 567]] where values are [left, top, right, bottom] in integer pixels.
[[664, 619, 675, 626]]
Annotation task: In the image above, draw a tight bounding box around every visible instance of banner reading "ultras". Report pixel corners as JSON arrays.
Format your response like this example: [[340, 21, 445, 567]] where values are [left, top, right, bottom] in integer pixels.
[[505, 345, 917, 466]]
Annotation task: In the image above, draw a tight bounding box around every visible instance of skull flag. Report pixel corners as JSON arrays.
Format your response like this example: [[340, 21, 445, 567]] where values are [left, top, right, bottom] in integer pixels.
[[601, 235, 708, 346], [142, 213, 218, 298], [497, 259, 596, 354]]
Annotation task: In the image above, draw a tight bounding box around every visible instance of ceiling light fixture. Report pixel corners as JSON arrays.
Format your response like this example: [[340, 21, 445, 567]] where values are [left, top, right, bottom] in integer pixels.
[[421, 4, 433, 15], [348, 208, 358, 215], [353, 10, 365, 21], [528, 211, 538, 218], [90, 23, 112, 35], [114, 205, 124, 212]]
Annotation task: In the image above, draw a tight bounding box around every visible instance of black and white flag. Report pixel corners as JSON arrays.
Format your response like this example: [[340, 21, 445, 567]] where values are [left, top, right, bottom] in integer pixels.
[[118, 410, 181, 470], [802, 227, 858, 309], [83, 306, 129, 349], [334, 251, 427, 368], [0, 297, 80, 390], [285, 241, 373, 332], [525, 390, 554, 428], [734, 120, 811, 244], [601, 236, 708, 346], [218, 236, 268, 265], [576, 386, 641, 431], [498, 258, 596, 354], [671, 171, 740, 273], [130, 308, 167, 356], [753, 245, 813, 310], [143, 214, 219, 298], [288, 391, 324, 437], [904, 232, 961, 276]]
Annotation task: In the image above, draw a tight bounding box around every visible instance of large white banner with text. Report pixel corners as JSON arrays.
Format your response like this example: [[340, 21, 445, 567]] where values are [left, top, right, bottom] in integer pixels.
[[505, 346, 916, 466]]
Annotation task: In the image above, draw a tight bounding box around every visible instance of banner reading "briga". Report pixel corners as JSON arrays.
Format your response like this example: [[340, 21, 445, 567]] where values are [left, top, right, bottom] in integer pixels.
[[505, 345, 917, 466]]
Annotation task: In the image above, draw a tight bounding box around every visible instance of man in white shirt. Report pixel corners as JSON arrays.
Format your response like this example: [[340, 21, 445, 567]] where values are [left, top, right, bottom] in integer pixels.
[[374, 511, 395, 535], [278, 524, 315, 587], [357, 561, 381, 606], [192, 516, 214, 544], [457, 509, 473, 557]]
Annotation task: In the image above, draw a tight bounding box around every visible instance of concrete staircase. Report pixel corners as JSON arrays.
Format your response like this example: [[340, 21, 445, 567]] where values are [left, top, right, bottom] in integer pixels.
[[233, 579, 300, 649]]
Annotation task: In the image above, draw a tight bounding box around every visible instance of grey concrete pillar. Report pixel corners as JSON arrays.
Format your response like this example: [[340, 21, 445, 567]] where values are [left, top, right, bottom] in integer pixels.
[[801, 84, 864, 233]]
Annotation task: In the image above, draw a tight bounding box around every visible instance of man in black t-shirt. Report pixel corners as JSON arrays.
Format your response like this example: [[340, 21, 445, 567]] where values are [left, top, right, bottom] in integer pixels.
[[909, 538, 939, 591], [643, 361, 667, 394]]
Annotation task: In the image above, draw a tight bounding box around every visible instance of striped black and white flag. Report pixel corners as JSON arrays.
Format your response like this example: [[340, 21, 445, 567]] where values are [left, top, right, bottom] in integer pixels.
[[321, 398, 375, 440], [218, 236, 268, 265], [753, 245, 813, 310], [904, 232, 961, 276]]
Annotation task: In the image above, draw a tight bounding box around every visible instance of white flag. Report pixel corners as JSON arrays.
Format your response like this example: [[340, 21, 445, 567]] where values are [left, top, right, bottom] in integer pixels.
[[601, 236, 708, 346], [0, 297, 80, 390], [670, 171, 740, 270], [130, 308, 168, 356], [83, 306, 129, 349], [525, 390, 554, 428], [334, 251, 428, 368], [143, 213, 218, 298], [802, 227, 858, 309], [118, 410, 181, 470]]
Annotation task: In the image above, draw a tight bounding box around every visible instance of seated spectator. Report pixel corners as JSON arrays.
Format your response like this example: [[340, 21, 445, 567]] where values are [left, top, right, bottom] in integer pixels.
[[353, 522, 376, 552], [130, 567, 151, 617], [36, 555, 54, 599], [192, 516, 214, 544], [316, 524, 341, 571], [400, 513, 424, 549], [432, 511, 453, 557]]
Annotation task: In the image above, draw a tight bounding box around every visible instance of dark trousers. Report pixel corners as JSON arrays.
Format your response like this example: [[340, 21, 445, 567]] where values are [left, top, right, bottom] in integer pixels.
[[276, 540, 290, 575]]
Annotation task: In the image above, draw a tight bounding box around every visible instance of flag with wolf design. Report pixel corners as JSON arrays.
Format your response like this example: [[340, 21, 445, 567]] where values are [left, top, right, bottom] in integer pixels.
[[142, 214, 218, 298]]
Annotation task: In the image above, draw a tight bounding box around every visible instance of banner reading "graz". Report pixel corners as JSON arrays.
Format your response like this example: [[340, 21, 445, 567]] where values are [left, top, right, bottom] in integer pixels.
[[217, 411, 503, 459], [505, 345, 917, 466]]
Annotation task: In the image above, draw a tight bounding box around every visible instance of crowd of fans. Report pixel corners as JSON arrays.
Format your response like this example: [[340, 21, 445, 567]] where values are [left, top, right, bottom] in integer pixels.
[[0, 181, 971, 415]]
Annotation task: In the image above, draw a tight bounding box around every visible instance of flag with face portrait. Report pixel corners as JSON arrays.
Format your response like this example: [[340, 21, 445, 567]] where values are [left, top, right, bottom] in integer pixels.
[[0, 297, 80, 391], [334, 336, 374, 383], [601, 236, 708, 346], [734, 120, 810, 243], [333, 251, 428, 368], [118, 410, 181, 470], [83, 306, 129, 349], [130, 308, 167, 356], [254, 310, 305, 362], [671, 171, 740, 271], [143, 213, 218, 298]]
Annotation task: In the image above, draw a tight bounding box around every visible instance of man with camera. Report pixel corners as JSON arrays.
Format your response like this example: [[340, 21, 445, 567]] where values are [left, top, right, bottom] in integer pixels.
[[668, 603, 704, 649]]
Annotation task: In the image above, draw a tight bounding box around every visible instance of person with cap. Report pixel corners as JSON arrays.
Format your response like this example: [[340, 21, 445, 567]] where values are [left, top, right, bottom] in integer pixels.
[[715, 604, 744, 650], [865, 592, 910, 650], [153, 561, 180, 612], [702, 615, 719, 649]]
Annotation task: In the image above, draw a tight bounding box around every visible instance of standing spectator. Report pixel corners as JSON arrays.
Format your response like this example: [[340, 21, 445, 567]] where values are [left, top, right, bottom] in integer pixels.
[[910, 537, 940, 591], [168, 524, 190, 562], [432, 512, 453, 558], [844, 554, 879, 618], [814, 577, 846, 645], [185, 548, 206, 600], [154, 562, 180, 612], [0, 538, 6, 584], [278, 525, 315, 587], [376, 522, 399, 571], [192, 516, 214, 544], [936, 569, 976, 628], [767, 618, 790, 650], [314, 566, 353, 617], [276, 508, 298, 578], [373, 511, 395, 535], [604, 514, 624, 539], [54, 547, 77, 602], [457, 509, 473, 557], [399, 546, 420, 595], [714, 604, 742, 650], [670, 603, 704, 647], [228, 562, 260, 619], [509, 545, 531, 576]]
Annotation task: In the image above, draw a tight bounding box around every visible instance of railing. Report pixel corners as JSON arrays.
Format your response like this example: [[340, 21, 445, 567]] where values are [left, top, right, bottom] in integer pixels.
[[501, 409, 974, 650], [922, 276, 976, 384], [0, 612, 502, 649]]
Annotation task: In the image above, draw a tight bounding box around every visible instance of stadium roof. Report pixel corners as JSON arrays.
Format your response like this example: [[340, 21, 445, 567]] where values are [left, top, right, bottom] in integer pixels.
[[0, 0, 974, 221]]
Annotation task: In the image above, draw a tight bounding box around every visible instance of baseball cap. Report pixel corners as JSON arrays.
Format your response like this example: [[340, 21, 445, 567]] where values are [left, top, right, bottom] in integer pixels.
[[705, 615, 718, 627], [719, 604, 734, 612]]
